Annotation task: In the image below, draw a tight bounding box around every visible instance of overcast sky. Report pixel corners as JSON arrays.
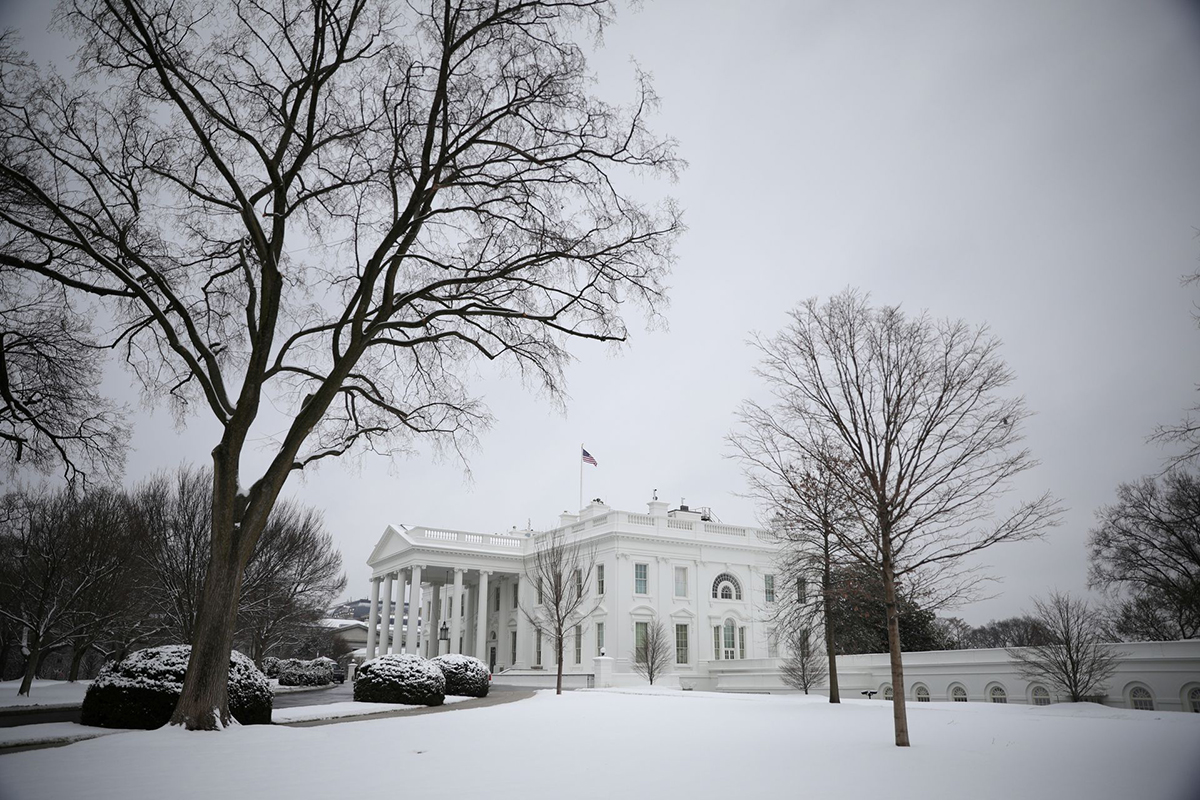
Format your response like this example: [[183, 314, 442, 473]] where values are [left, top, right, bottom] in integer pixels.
[[4, 0, 1199, 625]]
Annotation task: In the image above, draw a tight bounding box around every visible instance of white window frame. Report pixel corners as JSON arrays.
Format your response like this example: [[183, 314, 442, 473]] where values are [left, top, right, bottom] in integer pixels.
[[675, 623, 688, 664], [597, 564, 605, 595], [674, 566, 688, 597], [574, 624, 582, 664], [764, 574, 775, 603], [596, 621, 605, 656], [634, 563, 648, 595]]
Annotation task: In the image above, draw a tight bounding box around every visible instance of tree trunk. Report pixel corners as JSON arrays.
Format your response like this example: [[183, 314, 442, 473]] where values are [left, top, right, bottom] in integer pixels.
[[68, 642, 89, 682], [17, 633, 40, 696], [0, 639, 10, 681], [881, 552, 909, 747], [823, 543, 840, 703], [555, 635, 564, 695]]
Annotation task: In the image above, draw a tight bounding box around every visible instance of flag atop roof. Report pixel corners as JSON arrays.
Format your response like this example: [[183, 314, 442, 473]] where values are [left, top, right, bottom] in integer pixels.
[[581, 447, 598, 466]]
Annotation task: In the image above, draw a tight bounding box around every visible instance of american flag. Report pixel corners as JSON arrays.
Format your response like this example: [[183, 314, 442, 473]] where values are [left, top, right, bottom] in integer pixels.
[[581, 447, 598, 466]]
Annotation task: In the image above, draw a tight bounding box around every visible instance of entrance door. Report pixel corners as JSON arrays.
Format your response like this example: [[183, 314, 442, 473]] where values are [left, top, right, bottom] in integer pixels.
[[489, 646, 497, 673]]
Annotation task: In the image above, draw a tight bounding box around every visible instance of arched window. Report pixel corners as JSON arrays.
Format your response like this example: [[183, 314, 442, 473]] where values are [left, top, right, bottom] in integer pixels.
[[989, 685, 1007, 704], [1031, 685, 1050, 706], [1129, 686, 1154, 711], [1190, 687, 1200, 713], [711, 573, 742, 601], [915, 685, 930, 702], [722, 619, 737, 660], [951, 685, 968, 702], [883, 685, 893, 700]]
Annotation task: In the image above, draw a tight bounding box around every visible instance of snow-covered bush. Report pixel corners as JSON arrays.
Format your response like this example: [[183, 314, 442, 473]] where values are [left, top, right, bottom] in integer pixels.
[[278, 657, 334, 687], [353, 654, 445, 706], [80, 645, 272, 729], [431, 654, 490, 698], [261, 656, 282, 679]]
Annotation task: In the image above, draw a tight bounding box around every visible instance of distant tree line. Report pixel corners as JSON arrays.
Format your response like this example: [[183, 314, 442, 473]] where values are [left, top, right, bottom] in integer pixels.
[[0, 466, 345, 694]]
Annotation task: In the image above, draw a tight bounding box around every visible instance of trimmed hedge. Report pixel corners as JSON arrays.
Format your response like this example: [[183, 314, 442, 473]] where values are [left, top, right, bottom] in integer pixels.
[[353, 654, 445, 706], [431, 654, 490, 698], [278, 657, 334, 687], [80, 645, 272, 729]]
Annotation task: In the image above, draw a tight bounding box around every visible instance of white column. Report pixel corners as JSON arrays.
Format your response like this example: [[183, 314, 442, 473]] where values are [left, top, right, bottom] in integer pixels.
[[514, 574, 531, 668], [496, 576, 510, 669], [366, 576, 381, 658], [429, 584, 442, 658], [449, 568, 464, 654], [379, 572, 394, 654], [475, 571, 490, 659], [396, 570, 409, 655], [407, 565, 423, 654]]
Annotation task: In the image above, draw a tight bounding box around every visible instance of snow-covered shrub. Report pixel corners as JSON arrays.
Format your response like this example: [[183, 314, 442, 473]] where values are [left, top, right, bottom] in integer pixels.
[[431, 654, 490, 698], [278, 657, 334, 687], [353, 654, 444, 706], [261, 656, 282, 679], [80, 645, 272, 729]]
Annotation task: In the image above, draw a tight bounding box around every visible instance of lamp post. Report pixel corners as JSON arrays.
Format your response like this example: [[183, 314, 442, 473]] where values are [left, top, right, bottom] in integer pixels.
[[439, 621, 450, 656]]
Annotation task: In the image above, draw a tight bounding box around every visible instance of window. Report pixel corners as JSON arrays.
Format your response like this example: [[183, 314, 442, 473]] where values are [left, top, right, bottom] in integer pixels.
[[537, 577, 543, 605], [1189, 687, 1200, 713], [574, 625, 582, 664], [574, 569, 583, 598], [675, 624, 689, 664], [597, 564, 605, 595], [1031, 685, 1050, 706], [883, 685, 894, 700], [511, 631, 517, 665], [1129, 686, 1154, 711], [596, 622, 605, 656], [635, 563, 648, 594], [711, 573, 742, 600], [674, 566, 688, 597], [722, 619, 736, 660], [990, 686, 1007, 704], [738, 626, 746, 660], [493, 587, 500, 612], [713, 626, 721, 660], [767, 630, 779, 659], [635, 621, 648, 655], [535, 628, 542, 666], [764, 574, 775, 603], [915, 685, 930, 702], [797, 577, 807, 604], [513, 579, 519, 609], [951, 685, 967, 702]]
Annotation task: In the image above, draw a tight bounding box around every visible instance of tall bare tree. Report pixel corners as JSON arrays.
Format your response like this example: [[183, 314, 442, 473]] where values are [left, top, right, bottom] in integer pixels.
[[521, 528, 598, 694], [741, 289, 1061, 746], [0, 1, 679, 728], [728, 438, 851, 703], [780, 626, 827, 694], [1088, 469, 1200, 640], [1008, 591, 1121, 702], [630, 616, 672, 686]]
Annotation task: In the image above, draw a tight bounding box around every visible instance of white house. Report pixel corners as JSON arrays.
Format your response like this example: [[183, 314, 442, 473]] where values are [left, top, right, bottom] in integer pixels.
[[363, 496, 785, 685]]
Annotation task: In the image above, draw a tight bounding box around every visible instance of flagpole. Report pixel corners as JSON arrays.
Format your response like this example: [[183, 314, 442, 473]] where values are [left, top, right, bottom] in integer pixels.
[[579, 443, 583, 512]]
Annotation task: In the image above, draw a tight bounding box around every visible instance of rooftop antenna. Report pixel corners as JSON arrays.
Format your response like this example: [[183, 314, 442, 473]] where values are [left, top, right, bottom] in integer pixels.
[[653, 488, 658, 501]]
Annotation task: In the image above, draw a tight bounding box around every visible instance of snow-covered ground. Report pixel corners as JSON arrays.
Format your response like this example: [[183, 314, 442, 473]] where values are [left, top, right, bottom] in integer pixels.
[[1, 689, 1198, 800], [272, 695, 471, 723], [268, 679, 333, 695], [0, 680, 89, 710], [0, 722, 126, 749]]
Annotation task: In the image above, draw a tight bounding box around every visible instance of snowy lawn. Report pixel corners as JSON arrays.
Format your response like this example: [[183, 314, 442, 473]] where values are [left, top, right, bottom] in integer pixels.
[[272, 695, 471, 723], [268, 679, 334, 695], [0, 723, 127, 750], [0, 680, 89, 710], [2, 689, 1198, 800]]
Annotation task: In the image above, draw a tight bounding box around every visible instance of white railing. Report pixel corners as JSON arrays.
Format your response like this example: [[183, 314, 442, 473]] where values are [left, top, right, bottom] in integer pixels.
[[411, 527, 524, 550], [667, 519, 693, 531], [704, 523, 747, 537], [591, 513, 610, 527], [627, 513, 654, 526]]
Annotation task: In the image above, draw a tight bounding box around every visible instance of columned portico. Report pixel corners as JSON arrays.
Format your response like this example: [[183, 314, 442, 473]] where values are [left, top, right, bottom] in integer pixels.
[[379, 572, 393, 654], [366, 576, 381, 658], [475, 571, 490, 658], [406, 565, 423, 654], [449, 568, 464, 654]]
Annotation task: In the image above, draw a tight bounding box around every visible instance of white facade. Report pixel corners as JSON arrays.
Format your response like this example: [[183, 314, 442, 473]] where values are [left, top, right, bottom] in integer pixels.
[[363, 498, 783, 684]]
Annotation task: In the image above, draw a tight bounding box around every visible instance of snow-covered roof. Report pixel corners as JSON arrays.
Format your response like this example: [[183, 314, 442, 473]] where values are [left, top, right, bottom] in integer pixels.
[[317, 618, 368, 631]]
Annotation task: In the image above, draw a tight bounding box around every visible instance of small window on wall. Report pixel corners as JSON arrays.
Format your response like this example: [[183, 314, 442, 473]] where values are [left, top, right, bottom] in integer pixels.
[[674, 566, 688, 597], [675, 624, 688, 664], [1031, 685, 1050, 706], [574, 625, 582, 664], [883, 685, 894, 700], [511, 631, 517, 664], [493, 587, 500, 612], [1129, 686, 1154, 711], [989, 686, 1007, 704], [597, 564, 605, 595], [738, 626, 746, 660], [915, 685, 930, 702], [764, 574, 775, 603], [535, 629, 542, 666], [951, 685, 967, 702], [537, 577, 543, 605], [513, 580, 519, 609], [596, 622, 605, 656], [767, 630, 778, 659], [574, 569, 583, 598], [635, 563, 648, 595], [711, 573, 742, 600], [1188, 687, 1200, 713], [635, 621, 649, 654]]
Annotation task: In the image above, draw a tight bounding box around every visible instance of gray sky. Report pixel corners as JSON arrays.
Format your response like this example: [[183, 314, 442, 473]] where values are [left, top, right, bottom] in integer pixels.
[[5, 0, 1199, 625]]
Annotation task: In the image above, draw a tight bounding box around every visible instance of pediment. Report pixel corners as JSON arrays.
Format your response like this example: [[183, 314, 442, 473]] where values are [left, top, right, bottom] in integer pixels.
[[367, 524, 415, 567]]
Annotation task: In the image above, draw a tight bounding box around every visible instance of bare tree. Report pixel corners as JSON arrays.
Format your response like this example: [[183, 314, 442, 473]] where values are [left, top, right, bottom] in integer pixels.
[[741, 289, 1061, 746], [0, 487, 136, 695], [962, 615, 1054, 649], [1008, 591, 1121, 702], [521, 528, 598, 694], [630, 616, 672, 686], [0, 0, 680, 728], [728, 437, 851, 703], [1088, 469, 1200, 640], [781, 626, 827, 694]]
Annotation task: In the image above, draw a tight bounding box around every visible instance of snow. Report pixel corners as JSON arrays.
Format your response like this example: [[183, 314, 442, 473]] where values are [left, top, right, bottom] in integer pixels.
[[272, 696, 471, 724], [0, 722, 126, 749], [0, 680, 90, 709], [1, 690, 1198, 800], [268, 679, 330, 695]]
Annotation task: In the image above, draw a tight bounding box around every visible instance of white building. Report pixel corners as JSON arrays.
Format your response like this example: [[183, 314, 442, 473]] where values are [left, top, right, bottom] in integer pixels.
[[363, 497, 785, 685]]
